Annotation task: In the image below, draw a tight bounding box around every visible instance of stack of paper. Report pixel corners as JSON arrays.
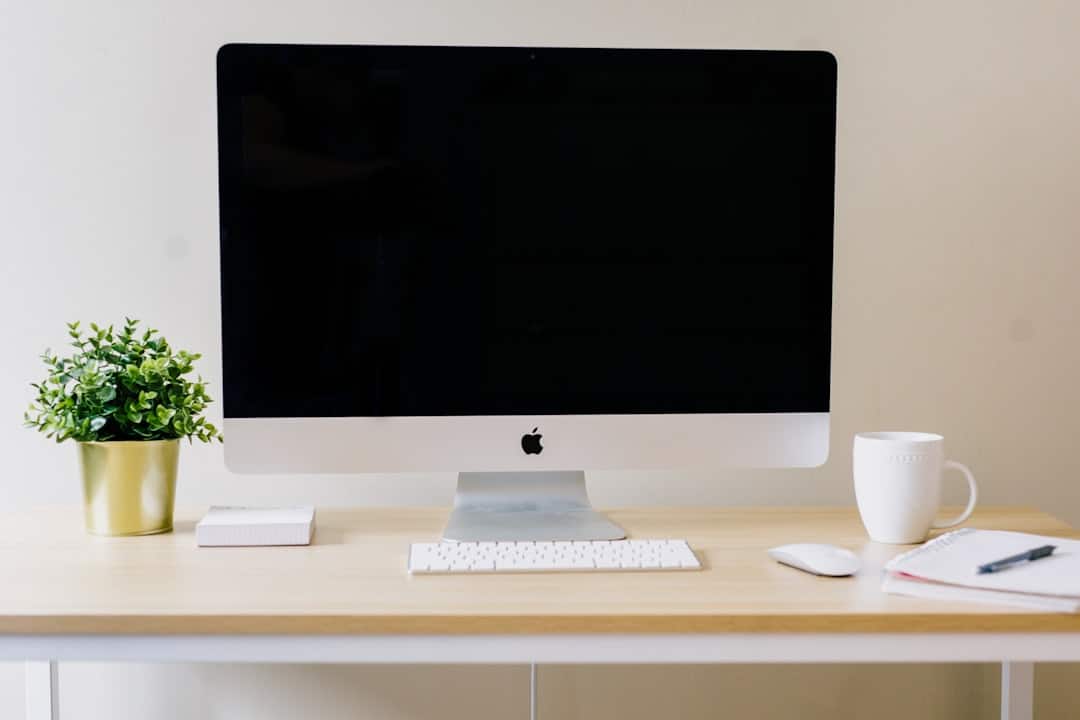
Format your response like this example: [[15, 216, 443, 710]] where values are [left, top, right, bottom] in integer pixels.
[[196, 506, 316, 547], [883, 528, 1080, 612]]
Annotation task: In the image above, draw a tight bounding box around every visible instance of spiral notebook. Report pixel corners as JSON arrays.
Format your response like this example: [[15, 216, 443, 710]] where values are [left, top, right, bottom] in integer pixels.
[[882, 528, 1080, 612]]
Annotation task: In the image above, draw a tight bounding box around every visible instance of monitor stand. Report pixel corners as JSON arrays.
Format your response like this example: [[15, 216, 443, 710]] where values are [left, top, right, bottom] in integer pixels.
[[442, 471, 627, 542]]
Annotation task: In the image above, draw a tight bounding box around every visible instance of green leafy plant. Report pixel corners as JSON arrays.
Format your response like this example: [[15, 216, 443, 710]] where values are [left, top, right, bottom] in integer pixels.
[[24, 319, 223, 443]]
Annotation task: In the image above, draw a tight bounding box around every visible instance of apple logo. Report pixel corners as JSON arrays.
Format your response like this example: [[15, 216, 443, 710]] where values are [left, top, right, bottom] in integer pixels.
[[521, 427, 543, 455]]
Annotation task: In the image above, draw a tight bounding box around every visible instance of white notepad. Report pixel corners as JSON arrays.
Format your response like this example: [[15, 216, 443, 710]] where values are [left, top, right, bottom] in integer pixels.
[[196, 506, 316, 547], [883, 528, 1080, 612]]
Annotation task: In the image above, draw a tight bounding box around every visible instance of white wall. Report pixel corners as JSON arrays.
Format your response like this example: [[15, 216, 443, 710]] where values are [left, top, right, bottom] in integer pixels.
[[2, 1, 1079, 718]]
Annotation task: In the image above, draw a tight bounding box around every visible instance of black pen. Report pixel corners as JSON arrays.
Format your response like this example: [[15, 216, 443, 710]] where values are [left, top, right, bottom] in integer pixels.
[[977, 545, 1057, 574]]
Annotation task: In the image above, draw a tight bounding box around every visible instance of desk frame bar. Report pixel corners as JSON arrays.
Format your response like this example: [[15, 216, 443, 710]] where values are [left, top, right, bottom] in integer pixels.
[[3, 633, 1076, 664], [7, 635, 1061, 720]]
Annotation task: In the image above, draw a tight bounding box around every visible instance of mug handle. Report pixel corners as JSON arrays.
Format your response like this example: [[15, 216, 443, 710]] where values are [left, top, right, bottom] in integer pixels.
[[931, 460, 978, 529]]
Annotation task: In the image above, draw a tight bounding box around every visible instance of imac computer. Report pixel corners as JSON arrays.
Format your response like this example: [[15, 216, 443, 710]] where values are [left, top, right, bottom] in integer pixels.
[[216, 44, 836, 541]]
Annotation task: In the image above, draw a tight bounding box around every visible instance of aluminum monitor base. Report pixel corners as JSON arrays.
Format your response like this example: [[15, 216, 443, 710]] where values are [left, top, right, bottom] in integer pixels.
[[442, 471, 627, 542]]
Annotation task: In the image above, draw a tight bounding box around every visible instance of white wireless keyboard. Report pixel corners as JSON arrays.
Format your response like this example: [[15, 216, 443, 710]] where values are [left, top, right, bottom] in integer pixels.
[[408, 539, 701, 574]]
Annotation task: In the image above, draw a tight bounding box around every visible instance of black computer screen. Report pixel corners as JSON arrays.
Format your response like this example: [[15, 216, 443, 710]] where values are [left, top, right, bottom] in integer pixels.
[[217, 45, 836, 418]]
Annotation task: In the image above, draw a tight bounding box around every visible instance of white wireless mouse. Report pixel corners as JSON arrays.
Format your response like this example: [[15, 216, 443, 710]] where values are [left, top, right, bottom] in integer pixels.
[[768, 543, 861, 577]]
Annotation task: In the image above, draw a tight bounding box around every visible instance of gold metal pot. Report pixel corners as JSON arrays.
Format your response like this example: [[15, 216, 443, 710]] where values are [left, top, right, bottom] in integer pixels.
[[78, 439, 179, 536]]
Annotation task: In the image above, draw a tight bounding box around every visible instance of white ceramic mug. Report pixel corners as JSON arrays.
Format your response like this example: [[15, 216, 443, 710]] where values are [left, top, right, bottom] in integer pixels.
[[853, 432, 977, 544]]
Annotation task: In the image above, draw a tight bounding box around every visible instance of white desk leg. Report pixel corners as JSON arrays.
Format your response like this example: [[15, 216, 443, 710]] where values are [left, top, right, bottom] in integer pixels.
[[1001, 661, 1033, 720], [529, 663, 538, 720], [25, 661, 59, 720]]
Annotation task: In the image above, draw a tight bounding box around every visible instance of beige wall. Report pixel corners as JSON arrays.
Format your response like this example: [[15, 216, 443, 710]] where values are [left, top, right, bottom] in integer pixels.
[[2, 0, 1079, 717]]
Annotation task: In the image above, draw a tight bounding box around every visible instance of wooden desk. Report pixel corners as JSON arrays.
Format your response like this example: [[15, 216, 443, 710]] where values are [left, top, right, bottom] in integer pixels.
[[2, 506, 1078, 720]]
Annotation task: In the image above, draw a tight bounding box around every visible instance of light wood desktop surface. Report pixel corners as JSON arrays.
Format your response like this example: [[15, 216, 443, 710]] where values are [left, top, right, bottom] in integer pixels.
[[0, 506, 1077, 635]]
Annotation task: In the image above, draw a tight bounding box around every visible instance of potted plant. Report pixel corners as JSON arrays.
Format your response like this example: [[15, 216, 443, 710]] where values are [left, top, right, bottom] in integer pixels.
[[24, 319, 222, 535]]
